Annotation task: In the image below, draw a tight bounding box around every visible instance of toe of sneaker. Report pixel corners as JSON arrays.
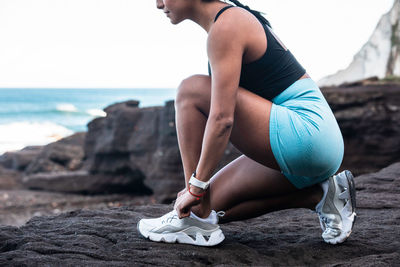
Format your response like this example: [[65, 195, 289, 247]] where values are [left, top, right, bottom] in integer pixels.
[[137, 220, 152, 238]]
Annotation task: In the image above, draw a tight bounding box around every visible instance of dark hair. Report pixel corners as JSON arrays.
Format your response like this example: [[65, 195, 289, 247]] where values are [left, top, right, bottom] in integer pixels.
[[203, 0, 271, 27]]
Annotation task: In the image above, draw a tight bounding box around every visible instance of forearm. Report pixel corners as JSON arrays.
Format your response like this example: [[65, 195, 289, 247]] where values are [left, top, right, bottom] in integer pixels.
[[194, 116, 233, 183]]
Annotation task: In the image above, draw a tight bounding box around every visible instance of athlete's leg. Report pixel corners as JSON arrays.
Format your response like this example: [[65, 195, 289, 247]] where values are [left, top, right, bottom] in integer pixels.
[[174, 76, 208, 186], [204, 155, 323, 223], [175, 74, 322, 220]]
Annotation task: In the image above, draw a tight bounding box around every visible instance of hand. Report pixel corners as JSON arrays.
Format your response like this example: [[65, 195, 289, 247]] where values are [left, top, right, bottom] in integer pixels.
[[174, 188, 203, 219], [177, 187, 187, 198]]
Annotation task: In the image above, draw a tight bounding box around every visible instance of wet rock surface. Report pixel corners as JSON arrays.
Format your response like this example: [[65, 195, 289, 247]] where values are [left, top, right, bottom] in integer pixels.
[[0, 163, 399, 266]]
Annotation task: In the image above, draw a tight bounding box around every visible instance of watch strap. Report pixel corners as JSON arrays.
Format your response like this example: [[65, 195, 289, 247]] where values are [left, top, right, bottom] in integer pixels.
[[189, 172, 209, 190]]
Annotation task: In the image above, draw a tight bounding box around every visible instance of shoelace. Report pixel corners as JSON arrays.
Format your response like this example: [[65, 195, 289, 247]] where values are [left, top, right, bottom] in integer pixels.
[[317, 211, 341, 231], [161, 211, 179, 224], [317, 212, 328, 224], [161, 209, 226, 224], [216, 211, 226, 218]]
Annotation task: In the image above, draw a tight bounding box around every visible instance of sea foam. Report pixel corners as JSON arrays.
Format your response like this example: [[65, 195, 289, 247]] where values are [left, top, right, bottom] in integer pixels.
[[0, 121, 73, 155], [87, 109, 106, 117], [55, 104, 106, 117], [56, 103, 78, 113]]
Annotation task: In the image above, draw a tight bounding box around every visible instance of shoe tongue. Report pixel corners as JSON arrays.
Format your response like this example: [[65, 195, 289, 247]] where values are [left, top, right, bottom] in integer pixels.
[[321, 179, 329, 194], [315, 179, 330, 210]]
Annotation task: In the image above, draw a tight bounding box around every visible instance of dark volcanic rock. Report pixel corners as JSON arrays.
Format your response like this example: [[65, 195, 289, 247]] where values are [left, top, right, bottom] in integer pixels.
[[0, 166, 22, 190], [14, 131, 152, 195], [84, 100, 241, 203], [21, 170, 149, 195], [0, 163, 399, 266], [323, 83, 400, 175], [81, 82, 400, 201], [0, 189, 154, 227], [2, 81, 398, 204], [0, 146, 43, 171], [355, 162, 400, 209], [24, 132, 86, 174]]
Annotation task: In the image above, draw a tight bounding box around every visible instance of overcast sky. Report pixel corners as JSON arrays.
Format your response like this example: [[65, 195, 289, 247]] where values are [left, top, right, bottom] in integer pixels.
[[0, 0, 394, 89]]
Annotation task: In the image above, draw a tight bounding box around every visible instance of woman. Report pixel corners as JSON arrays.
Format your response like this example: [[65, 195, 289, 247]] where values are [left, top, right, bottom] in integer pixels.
[[138, 0, 356, 247]]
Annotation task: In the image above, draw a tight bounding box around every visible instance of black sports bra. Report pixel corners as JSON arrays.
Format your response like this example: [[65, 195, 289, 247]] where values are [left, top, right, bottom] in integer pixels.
[[208, 5, 306, 100]]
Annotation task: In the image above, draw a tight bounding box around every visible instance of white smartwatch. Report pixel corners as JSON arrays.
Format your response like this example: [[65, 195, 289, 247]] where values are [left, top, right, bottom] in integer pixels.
[[189, 171, 210, 190]]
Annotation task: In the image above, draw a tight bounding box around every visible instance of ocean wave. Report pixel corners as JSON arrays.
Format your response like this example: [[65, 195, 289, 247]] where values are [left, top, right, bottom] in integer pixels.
[[86, 109, 106, 117], [0, 122, 74, 155], [55, 104, 106, 117], [0, 105, 107, 118], [56, 103, 78, 113]]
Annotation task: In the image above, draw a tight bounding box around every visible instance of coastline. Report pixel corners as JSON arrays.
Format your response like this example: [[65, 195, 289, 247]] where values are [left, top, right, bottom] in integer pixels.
[[0, 88, 176, 155], [0, 79, 399, 264]]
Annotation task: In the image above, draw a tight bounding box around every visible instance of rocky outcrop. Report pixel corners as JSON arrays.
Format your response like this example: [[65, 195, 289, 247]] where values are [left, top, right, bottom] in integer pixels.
[[83, 100, 183, 201], [318, 0, 400, 86], [0, 189, 153, 226], [0, 167, 22, 190], [84, 100, 241, 203], [0, 132, 85, 174], [0, 146, 43, 172], [21, 170, 148, 195], [0, 100, 240, 202], [322, 81, 400, 175], [1, 80, 399, 203], [1, 162, 399, 266], [5, 128, 150, 196], [24, 132, 86, 174]]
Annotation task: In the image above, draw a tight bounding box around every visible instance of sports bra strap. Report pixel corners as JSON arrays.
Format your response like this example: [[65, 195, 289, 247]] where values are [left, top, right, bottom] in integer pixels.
[[214, 5, 234, 22]]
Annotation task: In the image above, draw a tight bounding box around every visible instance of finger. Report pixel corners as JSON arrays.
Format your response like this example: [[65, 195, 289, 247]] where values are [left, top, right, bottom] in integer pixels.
[[174, 195, 184, 208], [181, 210, 190, 218], [180, 203, 194, 219], [177, 202, 191, 219], [176, 206, 184, 219]]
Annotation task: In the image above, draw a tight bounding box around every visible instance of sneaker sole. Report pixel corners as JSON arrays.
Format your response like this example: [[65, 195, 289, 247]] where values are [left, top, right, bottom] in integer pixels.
[[324, 170, 357, 245], [137, 221, 225, 247]]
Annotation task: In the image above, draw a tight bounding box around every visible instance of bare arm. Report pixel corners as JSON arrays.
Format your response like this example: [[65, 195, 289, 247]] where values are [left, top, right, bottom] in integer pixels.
[[194, 16, 245, 185]]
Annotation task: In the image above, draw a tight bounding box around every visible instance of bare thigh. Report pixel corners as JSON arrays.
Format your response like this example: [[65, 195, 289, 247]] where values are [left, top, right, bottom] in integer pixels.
[[180, 74, 280, 171]]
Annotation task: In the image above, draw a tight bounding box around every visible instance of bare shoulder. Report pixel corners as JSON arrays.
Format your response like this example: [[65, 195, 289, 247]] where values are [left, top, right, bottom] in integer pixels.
[[207, 7, 254, 52]]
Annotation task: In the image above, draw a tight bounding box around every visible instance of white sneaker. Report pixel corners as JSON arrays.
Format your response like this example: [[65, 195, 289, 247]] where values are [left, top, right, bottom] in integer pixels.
[[315, 170, 357, 244], [137, 210, 225, 246]]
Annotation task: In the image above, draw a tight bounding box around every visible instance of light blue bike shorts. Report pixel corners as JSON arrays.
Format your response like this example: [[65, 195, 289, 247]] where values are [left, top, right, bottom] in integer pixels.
[[269, 78, 344, 189]]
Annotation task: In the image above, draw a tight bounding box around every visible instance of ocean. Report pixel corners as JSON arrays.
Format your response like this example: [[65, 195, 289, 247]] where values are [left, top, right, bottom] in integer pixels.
[[0, 88, 176, 155]]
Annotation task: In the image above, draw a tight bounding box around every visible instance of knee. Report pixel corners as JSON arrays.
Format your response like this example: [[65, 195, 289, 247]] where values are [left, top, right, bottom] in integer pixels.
[[175, 75, 209, 108]]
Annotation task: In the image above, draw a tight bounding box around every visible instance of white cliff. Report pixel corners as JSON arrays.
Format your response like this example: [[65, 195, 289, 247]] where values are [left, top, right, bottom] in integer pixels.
[[318, 0, 400, 87]]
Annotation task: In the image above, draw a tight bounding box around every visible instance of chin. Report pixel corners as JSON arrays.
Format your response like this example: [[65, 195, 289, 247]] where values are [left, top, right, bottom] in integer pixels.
[[169, 17, 185, 25]]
